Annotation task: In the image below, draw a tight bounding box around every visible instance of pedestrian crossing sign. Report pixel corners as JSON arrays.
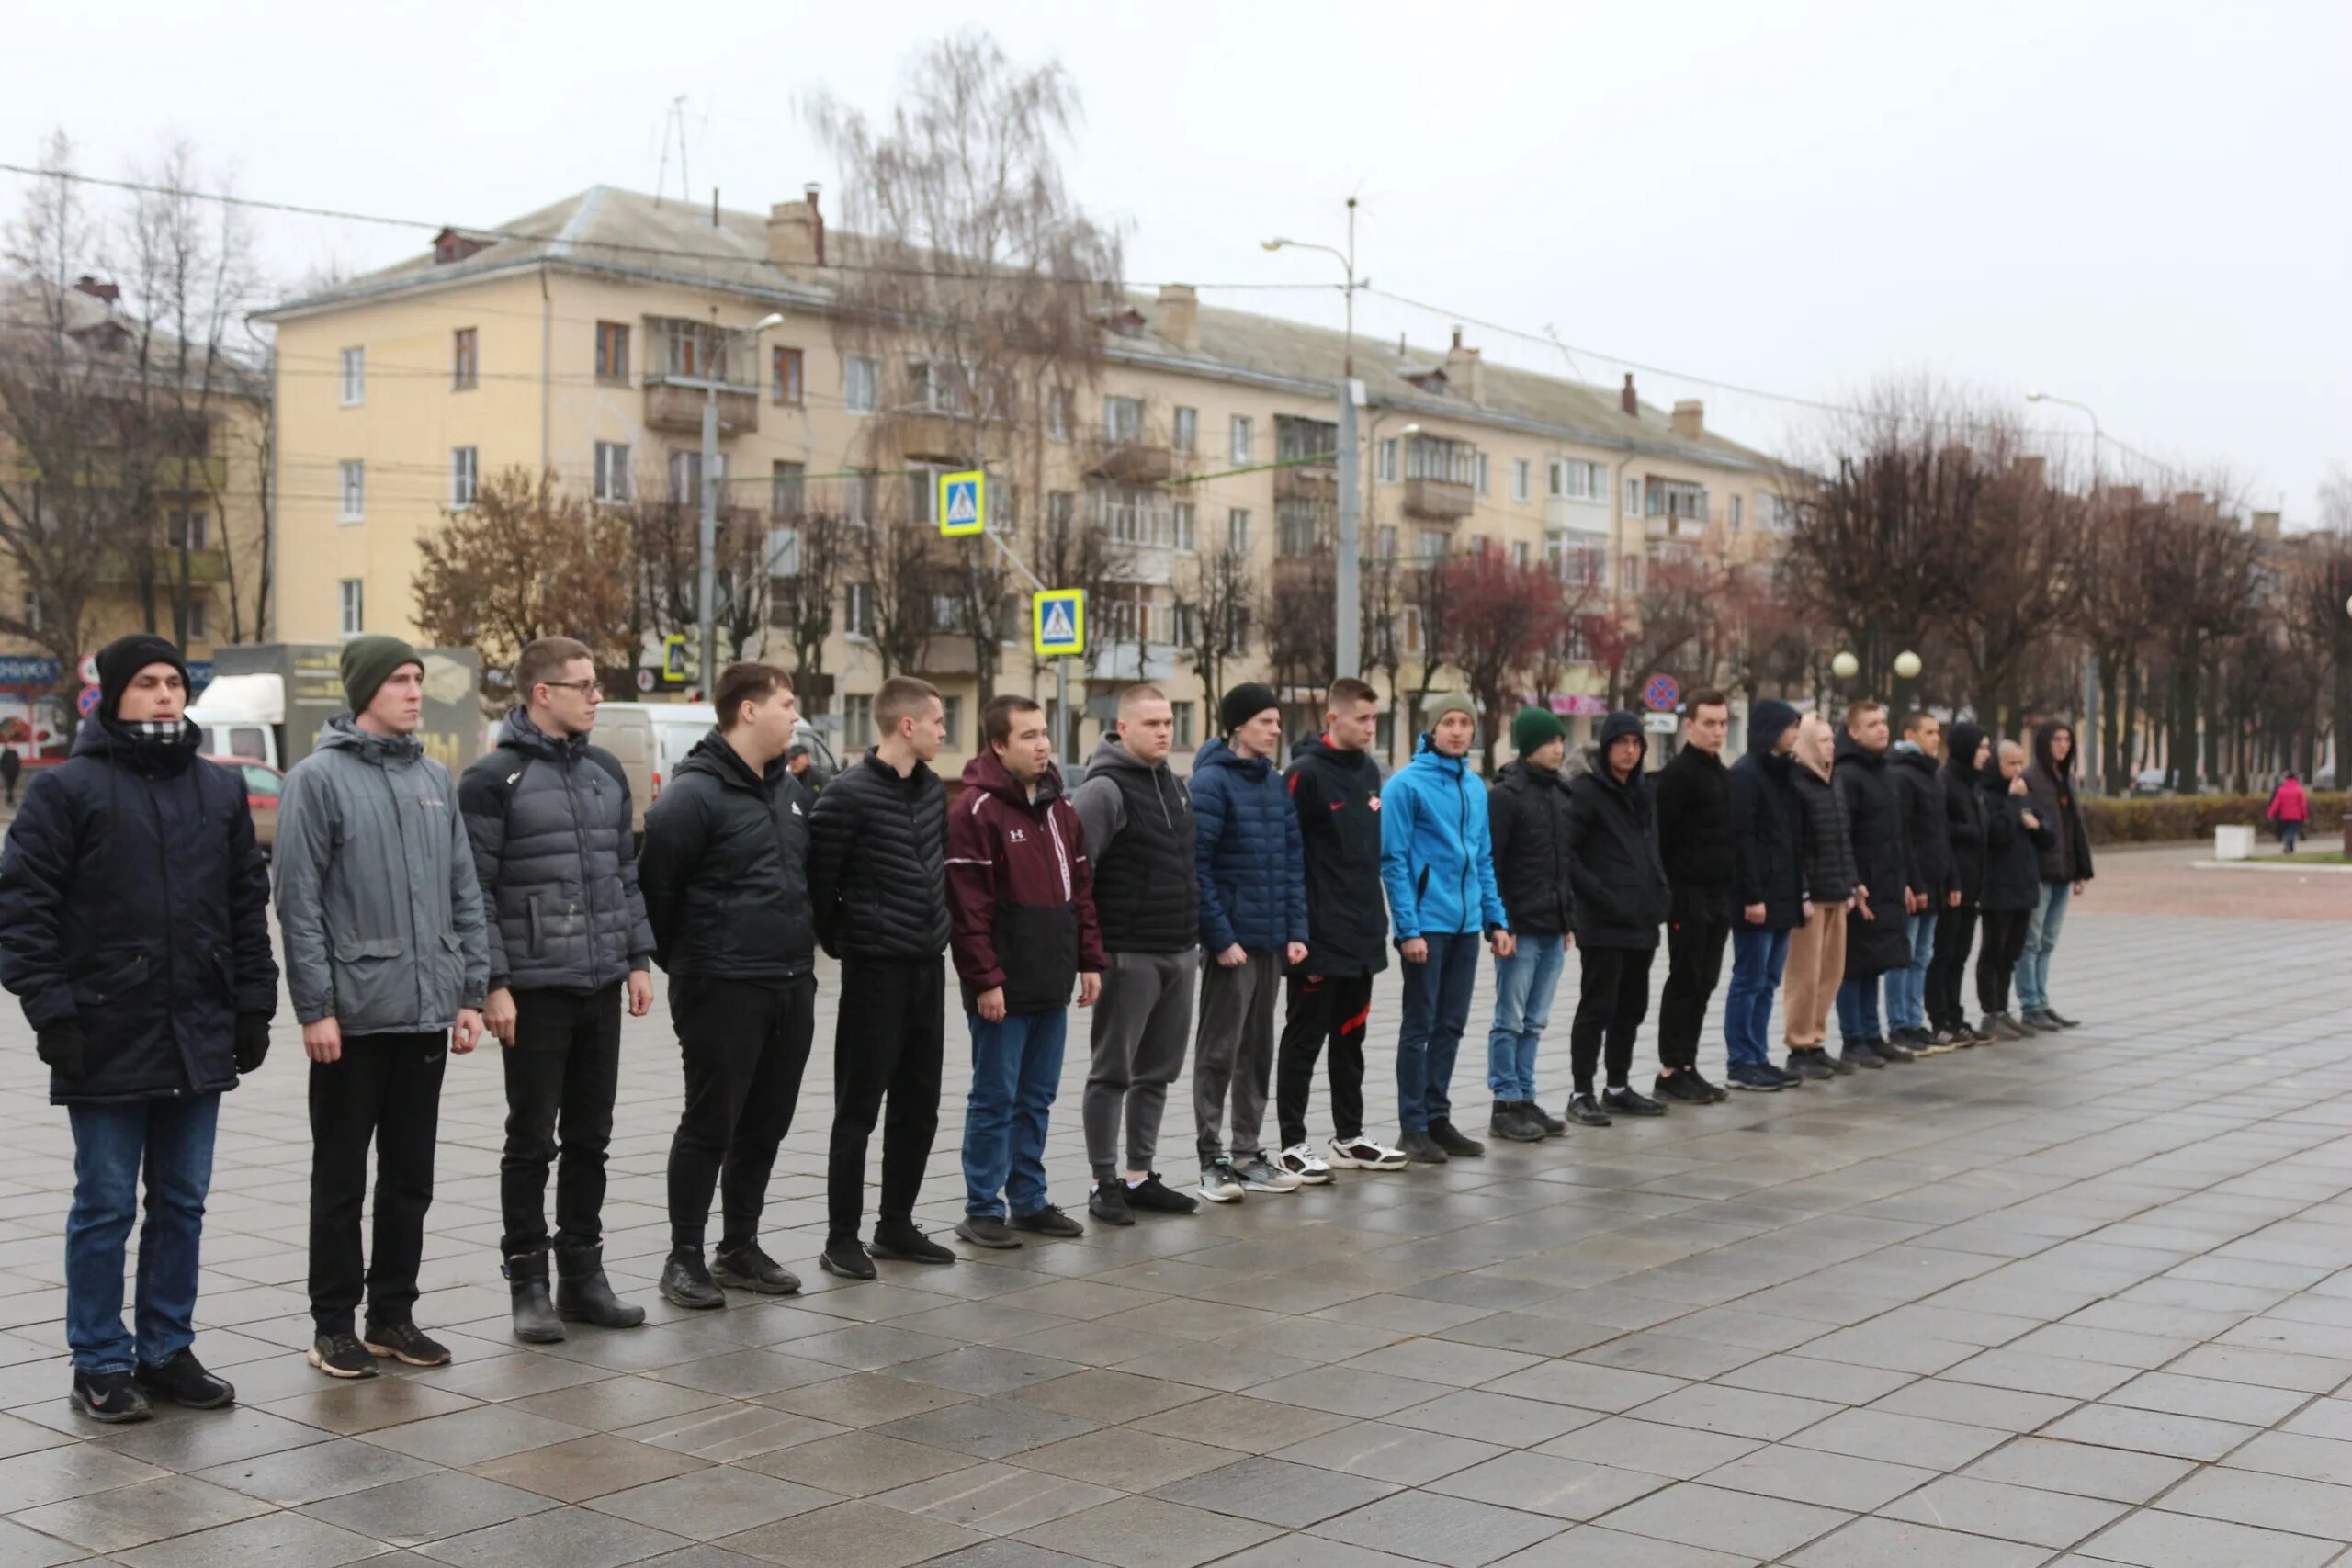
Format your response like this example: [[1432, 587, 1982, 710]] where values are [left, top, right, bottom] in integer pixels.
[[939, 470, 986, 536], [660, 634, 690, 684], [1033, 590, 1085, 658]]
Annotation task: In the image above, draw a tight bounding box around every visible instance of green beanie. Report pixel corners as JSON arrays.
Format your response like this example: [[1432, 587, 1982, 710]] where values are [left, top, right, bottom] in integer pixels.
[[341, 635, 423, 716], [1511, 705, 1566, 756]]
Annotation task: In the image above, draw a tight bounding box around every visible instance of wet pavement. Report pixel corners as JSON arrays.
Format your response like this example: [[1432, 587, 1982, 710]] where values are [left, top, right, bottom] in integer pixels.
[[0, 892, 2344, 1566]]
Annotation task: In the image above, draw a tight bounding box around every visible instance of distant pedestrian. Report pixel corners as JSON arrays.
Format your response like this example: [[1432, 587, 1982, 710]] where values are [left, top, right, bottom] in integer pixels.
[[0, 744, 20, 807], [1831, 702, 1914, 1070], [0, 635, 277, 1422], [1485, 705, 1576, 1142], [1885, 711, 1956, 1055], [2267, 772, 2310, 853], [1559, 712, 1671, 1126], [1976, 739, 2053, 1040], [1926, 724, 1992, 1047], [1783, 714, 1855, 1079], [1723, 700, 1806, 1092], [1653, 691, 1734, 1104], [2018, 721, 2092, 1031]]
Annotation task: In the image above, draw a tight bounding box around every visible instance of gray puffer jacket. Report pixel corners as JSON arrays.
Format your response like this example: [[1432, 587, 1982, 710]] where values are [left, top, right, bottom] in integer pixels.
[[274, 716, 490, 1032], [459, 709, 653, 994]]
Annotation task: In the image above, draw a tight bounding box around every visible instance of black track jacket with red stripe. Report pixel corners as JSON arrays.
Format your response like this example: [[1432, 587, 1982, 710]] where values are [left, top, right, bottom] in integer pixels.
[[1283, 734, 1388, 977]]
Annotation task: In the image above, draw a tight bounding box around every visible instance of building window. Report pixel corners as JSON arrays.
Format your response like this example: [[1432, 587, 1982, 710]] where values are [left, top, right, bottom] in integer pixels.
[[668, 449, 724, 504], [1229, 415, 1254, 465], [1624, 476, 1642, 516], [844, 355, 879, 414], [1226, 508, 1252, 556], [338, 460, 364, 522], [1512, 459, 1532, 502], [1046, 388, 1073, 442], [338, 578, 364, 637], [772, 345, 804, 406], [1376, 712, 1395, 757], [1172, 701, 1195, 749], [1475, 452, 1490, 495], [1645, 479, 1708, 524], [1407, 434, 1477, 483], [594, 441, 632, 502], [845, 582, 875, 638], [1278, 500, 1321, 558], [1417, 528, 1448, 561], [1377, 437, 1398, 482], [1170, 502, 1196, 552], [1729, 493, 1744, 531], [339, 347, 364, 406], [177, 594, 208, 641], [842, 693, 873, 747], [1046, 490, 1075, 541], [1403, 605, 1423, 655], [166, 510, 209, 549], [1511, 540, 1531, 568], [1172, 406, 1197, 453], [1102, 395, 1144, 442], [449, 446, 479, 508], [941, 694, 963, 750], [452, 328, 478, 390], [1376, 525, 1397, 559], [907, 465, 942, 528], [771, 459, 805, 518], [1551, 458, 1605, 501], [594, 321, 630, 383]]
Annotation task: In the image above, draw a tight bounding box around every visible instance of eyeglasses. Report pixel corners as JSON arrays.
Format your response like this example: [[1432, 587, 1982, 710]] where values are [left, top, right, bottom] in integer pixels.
[[544, 680, 603, 696]]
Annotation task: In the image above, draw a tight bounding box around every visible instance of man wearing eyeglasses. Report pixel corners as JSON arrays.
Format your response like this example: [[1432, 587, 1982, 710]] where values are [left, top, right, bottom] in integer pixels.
[[460, 637, 655, 1344]]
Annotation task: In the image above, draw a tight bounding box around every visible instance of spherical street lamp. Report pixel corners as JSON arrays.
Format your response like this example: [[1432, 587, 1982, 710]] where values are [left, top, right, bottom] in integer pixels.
[[1831, 651, 1860, 680], [1893, 649, 1922, 680]]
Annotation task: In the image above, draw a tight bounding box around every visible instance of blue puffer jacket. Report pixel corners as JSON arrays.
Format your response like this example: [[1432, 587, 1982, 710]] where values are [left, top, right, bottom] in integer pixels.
[[1380, 736, 1508, 940], [1189, 738, 1306, 953]]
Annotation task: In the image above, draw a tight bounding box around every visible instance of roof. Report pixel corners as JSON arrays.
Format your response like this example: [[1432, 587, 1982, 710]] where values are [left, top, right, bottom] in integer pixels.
[[256, 184, 1776, 474]]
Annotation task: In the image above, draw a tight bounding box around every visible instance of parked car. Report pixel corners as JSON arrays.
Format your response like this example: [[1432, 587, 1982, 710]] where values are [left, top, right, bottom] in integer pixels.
[[2130, 768, 2170, 797], [209, 756, 283, 855]]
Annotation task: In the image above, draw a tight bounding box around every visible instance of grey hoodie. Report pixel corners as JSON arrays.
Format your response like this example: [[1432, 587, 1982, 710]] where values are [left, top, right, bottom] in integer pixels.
[[274, 715, 490, 1033]]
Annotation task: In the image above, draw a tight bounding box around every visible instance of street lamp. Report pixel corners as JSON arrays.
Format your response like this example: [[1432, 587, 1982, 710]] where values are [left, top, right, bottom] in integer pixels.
[[696, 313, 785, 685], [1831, 650, 1860, 681], [1893, 649, 1922, 681], [2027, 390, 2105, 793], [1262, 200, 1368, 679]]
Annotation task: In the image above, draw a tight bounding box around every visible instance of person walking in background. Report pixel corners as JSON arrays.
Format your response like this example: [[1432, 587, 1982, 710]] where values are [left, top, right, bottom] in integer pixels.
[[460, 637, 652, 1345], [1784, 714, 1856, 1079], [948, 695, 1105, 1249], [1187, 682, 1308, 1202], [1380, 694, 1512, 1165], [2018, 720, 2093, 1032], [1070, 685, 1202, 1225], [1274, 679, 1404, 1181], [1485, 705, 1576, 1142], [1559, 712, 1671, 1126], [1831, 703, 1914, 1070], [1928, 724, 1992, 1048], [0, 743, 20, 807], [1977, 739, 2053, 1040], [2267, 771, 2310, 853], [809, 676, 956, 1279], [276, 637, 489, 1380], [1653, 691, 1734, 1105], [0, 636, 277, 1422], [1885, 712, 1954, 1056], [639, 663, 817, 1308], [1724, 700, 1806, 1092]]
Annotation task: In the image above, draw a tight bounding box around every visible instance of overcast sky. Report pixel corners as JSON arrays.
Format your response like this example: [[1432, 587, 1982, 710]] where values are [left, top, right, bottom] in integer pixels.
[[6, 0, 2345, 521]]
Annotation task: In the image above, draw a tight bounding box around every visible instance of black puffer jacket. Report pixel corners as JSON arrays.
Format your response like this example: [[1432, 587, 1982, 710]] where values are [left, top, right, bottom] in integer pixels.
[[2024, 721, 2095, 886], [808, 749, 949, 960], [639, 729, 815, 981], [1833, 730, 1911, 977], [1729, 704, 1806, 929], [1889, 744, 1953, 905], [1562, 716, 1671, 951], [460, 709, 653, 993], [1942, 723, 1991, 908], [1487, 758, 1575, 939], [0, 719, 277, 1105], [1284, 735, 1387, 975], [1981, 770, 2055, 913], [1656, 741, 1732, 892], [1794, 761, 1858, 905]]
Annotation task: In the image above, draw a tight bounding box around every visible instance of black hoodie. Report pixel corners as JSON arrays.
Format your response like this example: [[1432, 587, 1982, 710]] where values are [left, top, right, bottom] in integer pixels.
[[1941, 722, 1992, 908], [1656, 739, 1734, 898], [1980, 757, 2056, 914], [1833, 728, 1911, 977], [2024, 721, 2095, 885], [1284, 733, 1389, 975], [1888, 742, 1953, 905], [1488, 756, 1576, 939], [639, 728, 816, 980], [1562, 712, 1671, 950], [1728, 699, 1806, 929]]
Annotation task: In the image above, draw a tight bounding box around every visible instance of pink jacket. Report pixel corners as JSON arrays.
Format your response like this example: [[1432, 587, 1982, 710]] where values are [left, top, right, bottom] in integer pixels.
[[2268, 778, 2309, 823]]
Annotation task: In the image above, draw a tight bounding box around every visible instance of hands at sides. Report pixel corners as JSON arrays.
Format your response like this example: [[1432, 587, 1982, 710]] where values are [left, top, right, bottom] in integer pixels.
[[978, 987, 1007, 1023], [1490, 930, 1517, 958], [453, 1010, 484, 1055], [1399, 937, 1429, 964], [303, 1017, 343, 1064], [484, 987, 518, 1046], [1078, 972, 1102, 1008], [1285, 942, 1309, 968], [1744, 902, 1767, 926], [627, 969, 653, 1017], [1216, 943, 1248, 969]]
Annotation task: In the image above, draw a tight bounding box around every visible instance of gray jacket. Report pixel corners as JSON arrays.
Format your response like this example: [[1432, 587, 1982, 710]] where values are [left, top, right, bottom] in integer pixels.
[[458, 708, 653, 994], [274, 716, 490, 1032]]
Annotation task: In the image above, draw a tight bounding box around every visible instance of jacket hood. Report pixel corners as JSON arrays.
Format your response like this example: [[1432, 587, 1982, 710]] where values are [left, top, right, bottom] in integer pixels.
[[1195, 735, 1271, 778], [1497, 756, 1570, 792], [677, 728, 780, 793], [1943, 722, 1987, 784], [1889, 744, 1937, 776], [500, 705, 589, 762], [1598, 710, 1645, 750], [1293, 731, 1377, 774], [2031, 719, 2075, 781], [314, 712, 423, 763], [960, 746, 1064, 809], [1833, 729, 1886, 770], [1084, 734, 1169, 777], [1747, 699, 1802, 757], [1409, 732, 1472, 775]]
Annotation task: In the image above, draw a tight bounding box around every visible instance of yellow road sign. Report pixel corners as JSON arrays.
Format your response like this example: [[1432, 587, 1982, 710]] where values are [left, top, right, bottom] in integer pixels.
[[1032, 590, 1085, 659], [940, 470, 986, 536], [660, 635, 690, 683]]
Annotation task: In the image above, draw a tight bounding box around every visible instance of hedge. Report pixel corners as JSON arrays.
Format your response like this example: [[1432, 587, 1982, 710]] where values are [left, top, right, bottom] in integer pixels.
[[2083, 792, 2348, 847]]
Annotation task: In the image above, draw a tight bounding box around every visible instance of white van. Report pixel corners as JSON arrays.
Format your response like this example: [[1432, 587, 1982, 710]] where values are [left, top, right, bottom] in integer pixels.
[[592, 703, 717, 832]]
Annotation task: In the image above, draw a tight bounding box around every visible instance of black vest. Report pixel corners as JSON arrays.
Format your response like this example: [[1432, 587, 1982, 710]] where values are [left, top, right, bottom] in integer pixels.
[[1091, 763, 1198, 953]]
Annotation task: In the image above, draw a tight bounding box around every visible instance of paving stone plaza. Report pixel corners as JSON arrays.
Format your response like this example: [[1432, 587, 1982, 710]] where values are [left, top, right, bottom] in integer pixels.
[[0, 852, 2344, 1567]]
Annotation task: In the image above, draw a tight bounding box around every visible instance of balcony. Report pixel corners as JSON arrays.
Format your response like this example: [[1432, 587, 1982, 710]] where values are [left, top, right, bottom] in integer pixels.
[[1403, 476, 1475, 520], [1272, 463, 1338, 503], [97, 547, 229, 584], [1085, 435, 1174, 485], [910, 635, 979, 677], [1091, 643, 1177, 682], [643, 379, 759, 436], [886, 412, 1009, 467]]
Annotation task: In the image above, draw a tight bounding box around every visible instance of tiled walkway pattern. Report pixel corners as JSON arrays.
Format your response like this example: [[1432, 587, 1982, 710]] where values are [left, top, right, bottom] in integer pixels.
[[0, 905, 2343, 1566]]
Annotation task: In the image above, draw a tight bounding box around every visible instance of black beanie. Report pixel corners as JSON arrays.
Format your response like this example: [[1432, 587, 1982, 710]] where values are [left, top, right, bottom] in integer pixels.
[[341, 635, 424, 716], [96, 634, 188, 720], [1218, 682, 1280, 736]]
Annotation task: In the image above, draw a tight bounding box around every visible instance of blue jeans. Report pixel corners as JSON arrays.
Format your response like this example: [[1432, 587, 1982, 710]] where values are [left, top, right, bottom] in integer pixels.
[[65, 1093, 220, 1375], [1835, 974, 1883, 1044], [1397, 931, 1481, 1133], [962, 1009, 1068, 1219], [1487, 936, 1566, 1100], [1724, 927, 1791, 1068], [2017, 881, 2071, 1011], [2280, 821, 2301, 852], [1883, 913, 1938, 1032]]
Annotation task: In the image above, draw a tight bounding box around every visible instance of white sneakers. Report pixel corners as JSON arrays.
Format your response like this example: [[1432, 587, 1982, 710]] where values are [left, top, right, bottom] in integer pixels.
[[1326, 1135, 1408, 1171], [1276, 1144, 1333, 1184]]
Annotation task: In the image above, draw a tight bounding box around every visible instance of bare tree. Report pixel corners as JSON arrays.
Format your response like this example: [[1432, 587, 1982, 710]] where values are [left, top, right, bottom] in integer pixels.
[[1440, 551, 1570, 773], [1172, 518, 1253, 714], [768, 496, 854, 701]]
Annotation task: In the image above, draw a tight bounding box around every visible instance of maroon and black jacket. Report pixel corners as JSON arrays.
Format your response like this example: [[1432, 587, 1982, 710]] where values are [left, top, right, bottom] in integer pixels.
[[946, 750, 1107, 1014]]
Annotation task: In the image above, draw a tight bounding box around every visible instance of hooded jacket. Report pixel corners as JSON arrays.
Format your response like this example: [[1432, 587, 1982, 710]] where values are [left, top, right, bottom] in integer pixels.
[[1941, 722, 1992, 908], [1888, 742, 1953, 907], [1072, 736, 1197, 953], [2023, 721, 2095, 885], [1655, 739, 1734, 897], [808, 749, 950, 961], [1793, 753, 1858, 906], [1728, 701, 1806, 929], [0, 718, 277, 1105], [1487, 757, 1576, 939], [1187, 736, 1307, 954], [2268, 776, 2310, 824], [947, 749, 1106, 1012], [459, 707, 653, 994], [639, 728, 816, 982], [1563, 714, 1671, 950], [1379, 735, 1508, 941], [1284, 734, 1388, 975], [1833, 729, 1911, 977], [1981, 764, 2056, 913], [275, 715, 491, 1034]]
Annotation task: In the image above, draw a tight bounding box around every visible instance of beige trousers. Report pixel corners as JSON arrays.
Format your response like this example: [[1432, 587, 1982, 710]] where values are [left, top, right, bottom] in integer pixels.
[[1782, 904, 1848, 1049]]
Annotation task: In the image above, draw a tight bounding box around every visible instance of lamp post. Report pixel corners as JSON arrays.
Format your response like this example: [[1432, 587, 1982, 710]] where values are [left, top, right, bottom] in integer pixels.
[[2028, 390, 2105, 793], [692, 312, 784, 686], [1263, 201, 1366, 679]]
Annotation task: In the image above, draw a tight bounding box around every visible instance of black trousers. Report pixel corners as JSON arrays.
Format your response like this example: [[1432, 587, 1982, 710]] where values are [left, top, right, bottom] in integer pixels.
[[1657, 888, 1732, 1073], [1274, 971, 1374, 1149], [1927, 905, 1978, 1030], [1571, 945, 1655, 1095], [1976, 908, 2030, 1014], [667, 976, 816, 1252], [499, 982, 622, 1258], [309, 1031, 447, 1336], [827, 954, 944, 1247]]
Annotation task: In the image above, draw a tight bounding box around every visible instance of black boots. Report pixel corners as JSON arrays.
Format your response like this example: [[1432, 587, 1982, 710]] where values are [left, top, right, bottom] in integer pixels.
[[504, 1251, 563, 1344], [556, 1245, 647, 1329]]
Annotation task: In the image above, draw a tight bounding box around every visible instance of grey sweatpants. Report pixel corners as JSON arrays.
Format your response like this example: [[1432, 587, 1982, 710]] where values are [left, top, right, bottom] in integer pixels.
[[1194, 950, 1283, 1162], [1084, 949, 1199, 1183]]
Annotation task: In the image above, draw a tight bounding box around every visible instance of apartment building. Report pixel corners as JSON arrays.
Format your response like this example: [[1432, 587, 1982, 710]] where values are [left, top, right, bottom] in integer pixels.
[[258, 184, 1786, 770]]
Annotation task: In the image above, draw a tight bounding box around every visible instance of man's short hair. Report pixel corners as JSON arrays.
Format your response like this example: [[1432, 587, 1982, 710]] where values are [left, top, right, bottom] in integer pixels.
[[875, 676, 941, 736], [1845, 699, 1886, 728], [786, 743, 810, 761], [984, 693, 1044, 747], [1328, 677, 1378, 709], [1684, 687, 1728, 717], [1118, 682, 1168, 715], [515, 637, 594, 700], [715, 662, 791, 730], [1900, 709, 1936, 737]]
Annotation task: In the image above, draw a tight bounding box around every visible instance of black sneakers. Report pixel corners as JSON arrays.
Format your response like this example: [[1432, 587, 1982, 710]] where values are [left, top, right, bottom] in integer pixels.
[[819, 1240, 877, 1280], [1789, 1049, 1838, 1081], [1487, 1101, 1547, 1143], [133, 1348, 233, 1409], [1657, 1071, 1728, 1104], [1011, 1205, 1085, 1239], [1838, 1042, 1883, 1071], [72, 1368, 153, 1423], [869, 1222, 956, 1265], [1089, 1182, 1135, 1226], [955, 1215, 1023, 1249], [1872, 1036, 1917, 1064], [1601, 1086, 1667, 1118], [1123, 1174, 1200, 1214], [712, 1241, 801, 1295], [1565, 1093, 1611, 1127], [1726, 1063, 1783, 1092], [2045, 1008, 2081, 1028], [1398, 1131, 1447, 1165], [662, 1248, 726, 1308], [307, 1333, 379, 1380], [1427, 1119, 1485, 1158], [362, 1321, 451, 1367]]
